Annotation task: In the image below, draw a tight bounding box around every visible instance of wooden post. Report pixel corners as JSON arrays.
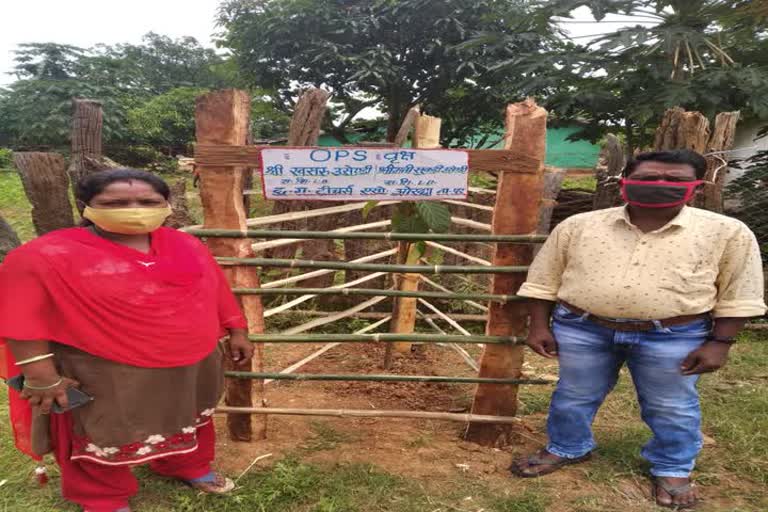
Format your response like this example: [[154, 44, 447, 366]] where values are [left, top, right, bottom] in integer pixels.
[[653, 107, 710, 154], [389, 113, 442, 355], [268, 88, 331, 261], [13, 152, 75, 235], [68, 99, 104, 195], [534, 167, 566, 256], [165, 180, 195, 229], [464, 99, 546, 446], [195, 89, 267, 442], [0, 214, 20, 262]]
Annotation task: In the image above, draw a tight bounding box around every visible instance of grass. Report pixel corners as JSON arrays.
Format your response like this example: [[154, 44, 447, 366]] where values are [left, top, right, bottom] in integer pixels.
[[0, 170, 34, 242]]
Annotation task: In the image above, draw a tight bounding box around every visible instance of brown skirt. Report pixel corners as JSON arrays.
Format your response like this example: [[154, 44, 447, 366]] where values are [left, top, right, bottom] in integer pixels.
[[33, 342, 224, 465]]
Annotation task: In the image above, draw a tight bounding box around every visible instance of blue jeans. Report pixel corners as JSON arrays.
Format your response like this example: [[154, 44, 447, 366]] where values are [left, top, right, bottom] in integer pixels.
[[545, 304, 711, 478]]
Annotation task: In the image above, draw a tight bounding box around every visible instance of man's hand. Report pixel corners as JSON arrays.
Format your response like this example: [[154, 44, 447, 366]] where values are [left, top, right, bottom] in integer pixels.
[[681, 341, 731, 375], [525, 328, 558, 359], [20, 376, 80, 415], [228, 330, 254, 363]]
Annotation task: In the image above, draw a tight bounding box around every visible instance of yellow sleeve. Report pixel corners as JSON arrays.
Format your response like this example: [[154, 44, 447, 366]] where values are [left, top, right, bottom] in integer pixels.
[[713, 223, 767, 318], [517, 218, 572, 302]]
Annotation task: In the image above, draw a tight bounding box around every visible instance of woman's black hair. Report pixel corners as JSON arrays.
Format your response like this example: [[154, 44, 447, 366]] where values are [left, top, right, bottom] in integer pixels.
[[76, 168, 171, 205], [76, 168, 171, 226], [623, 150, 708, 180]]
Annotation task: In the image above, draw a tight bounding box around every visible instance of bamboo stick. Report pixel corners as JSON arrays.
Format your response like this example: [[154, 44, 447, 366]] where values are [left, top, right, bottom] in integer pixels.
[[226, 372, 550, 385], [418, 299, 472, 336], [248, 333, 522, 344], [416, 310, 479, 372], [425, 241, 491, 266], [419, 276, 489, 312], [266, 317, 391, 385], [188, 229, 546, 243], [443, 200, 495, 212], [184, 201, 401, 231], [216, 406, 522, 424], [262, 249, 396, 289], [275, 310, 486, 321], [250, 220, 392, 252], [451, 217, 492, 232], [264, 272, 387, 317], [237, 287, 523, 303], [468, 187, 497, 195], [281, 295, 389, 335], [219, 258, 528, 274]]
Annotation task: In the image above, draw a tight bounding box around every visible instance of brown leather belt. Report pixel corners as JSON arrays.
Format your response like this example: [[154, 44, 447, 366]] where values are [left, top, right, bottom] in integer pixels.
[[558, 302, 710, 332]]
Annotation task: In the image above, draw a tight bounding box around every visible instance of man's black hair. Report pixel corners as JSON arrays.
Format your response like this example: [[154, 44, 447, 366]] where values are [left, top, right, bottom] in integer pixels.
[[76, 168, 171, 205], [622, 150, 708, 180]]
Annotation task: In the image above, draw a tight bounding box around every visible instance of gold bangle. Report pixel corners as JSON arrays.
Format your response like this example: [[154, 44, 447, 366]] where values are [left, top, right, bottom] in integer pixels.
[[23, 377, 63, 390], [14, 353, 55, 366]]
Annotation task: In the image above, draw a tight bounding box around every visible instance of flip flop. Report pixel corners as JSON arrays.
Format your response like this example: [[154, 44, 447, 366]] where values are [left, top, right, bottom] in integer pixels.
[[509, 450, 591, 478], [653, 478, 698, 510], [185, 471, 235, 494]]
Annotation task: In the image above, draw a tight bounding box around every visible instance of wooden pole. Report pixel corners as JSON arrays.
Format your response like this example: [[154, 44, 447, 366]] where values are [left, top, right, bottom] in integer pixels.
[[68, 99, 104, 199], [592, 133, 625, 210], [390, 113, 442, 355], [13, 152, 75, 235], [464, 98, 546, 447], [699, 111, 739, 212], [0, 214, 20, 262], [217, 406, 521, 424], [195, 89, 266, 442]]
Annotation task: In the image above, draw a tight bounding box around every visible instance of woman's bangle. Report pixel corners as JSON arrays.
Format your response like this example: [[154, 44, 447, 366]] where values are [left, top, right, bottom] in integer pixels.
[[15, 353, 55, 366], [23, 377, 63, 390]]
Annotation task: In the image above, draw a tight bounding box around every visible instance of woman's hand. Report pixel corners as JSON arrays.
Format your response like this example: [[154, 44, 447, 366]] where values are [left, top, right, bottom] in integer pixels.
[[20, 376, 80, 415], [228, 330, 254, 363]]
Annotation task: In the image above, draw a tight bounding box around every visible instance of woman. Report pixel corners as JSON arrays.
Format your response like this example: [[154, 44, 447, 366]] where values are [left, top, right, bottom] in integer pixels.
[[0, 168, 254, 512]]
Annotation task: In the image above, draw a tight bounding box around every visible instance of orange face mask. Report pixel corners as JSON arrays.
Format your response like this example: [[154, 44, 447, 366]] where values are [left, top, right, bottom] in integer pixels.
[[83, 205, 172, 235]]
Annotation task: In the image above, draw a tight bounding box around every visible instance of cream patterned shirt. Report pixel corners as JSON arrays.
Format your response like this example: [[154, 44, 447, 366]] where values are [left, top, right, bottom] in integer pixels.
[[518, 206, 766, 319]]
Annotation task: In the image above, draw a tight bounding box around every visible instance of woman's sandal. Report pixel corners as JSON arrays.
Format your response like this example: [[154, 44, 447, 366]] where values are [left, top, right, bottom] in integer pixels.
[[509, 449, 592, 478], [652, 478, 698, 510], [185, 471, 235, 494]]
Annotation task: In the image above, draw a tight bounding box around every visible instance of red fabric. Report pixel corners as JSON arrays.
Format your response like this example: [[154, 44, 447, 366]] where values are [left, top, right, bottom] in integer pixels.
[[0, 227, 246, 458], [51, 412, 215, 511]]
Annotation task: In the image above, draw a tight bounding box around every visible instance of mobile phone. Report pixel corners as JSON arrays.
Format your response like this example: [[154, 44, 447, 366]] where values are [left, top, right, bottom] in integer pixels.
[[5, 375, 93, 413]]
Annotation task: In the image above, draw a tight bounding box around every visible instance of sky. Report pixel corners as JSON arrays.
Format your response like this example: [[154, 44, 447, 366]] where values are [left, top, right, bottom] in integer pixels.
[[0, 2, 658, 87]]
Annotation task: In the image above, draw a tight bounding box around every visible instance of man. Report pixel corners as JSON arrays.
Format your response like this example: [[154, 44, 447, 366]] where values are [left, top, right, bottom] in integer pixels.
[[511, 150, 765, 509]]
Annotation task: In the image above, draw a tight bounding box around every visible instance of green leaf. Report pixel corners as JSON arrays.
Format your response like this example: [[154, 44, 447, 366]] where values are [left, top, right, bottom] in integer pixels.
[[361, 200, 380, 221], [392, 205, 429, 233], [415, 202, 451, 233]]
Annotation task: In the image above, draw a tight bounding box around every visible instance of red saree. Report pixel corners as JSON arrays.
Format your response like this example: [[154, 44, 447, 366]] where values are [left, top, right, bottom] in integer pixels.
[[0, 227, 246, 458]]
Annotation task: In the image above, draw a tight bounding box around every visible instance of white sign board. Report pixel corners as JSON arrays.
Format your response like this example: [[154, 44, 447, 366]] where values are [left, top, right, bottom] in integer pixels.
[[260, 148, 469, 201]]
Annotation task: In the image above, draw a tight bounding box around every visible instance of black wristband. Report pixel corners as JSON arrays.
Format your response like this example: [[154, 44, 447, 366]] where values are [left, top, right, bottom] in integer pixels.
[[706, 336, 737, 345]]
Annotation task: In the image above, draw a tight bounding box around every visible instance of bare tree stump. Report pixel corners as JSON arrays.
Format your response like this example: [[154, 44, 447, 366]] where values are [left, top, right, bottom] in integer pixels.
[[465, 99, 546, 447], [0, 214, 20, 262], [13, 152, 75, 235], [195, 89, 266, 442], [593, 134, 626, 210], [653, 107, 740, 212]]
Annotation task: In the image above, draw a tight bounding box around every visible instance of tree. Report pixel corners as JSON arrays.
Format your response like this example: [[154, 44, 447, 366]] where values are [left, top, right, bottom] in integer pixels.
[[217, 0, 556, 144], [502, 0, 768, 151]]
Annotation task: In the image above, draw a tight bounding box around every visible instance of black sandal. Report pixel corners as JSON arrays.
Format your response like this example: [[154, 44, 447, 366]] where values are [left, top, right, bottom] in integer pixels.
[[653, 478, 698, 510], [509, 449, 591, 478]]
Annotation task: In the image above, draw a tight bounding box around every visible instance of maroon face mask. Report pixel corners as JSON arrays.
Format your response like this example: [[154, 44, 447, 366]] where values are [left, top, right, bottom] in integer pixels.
[[620, 179, 703, 208]]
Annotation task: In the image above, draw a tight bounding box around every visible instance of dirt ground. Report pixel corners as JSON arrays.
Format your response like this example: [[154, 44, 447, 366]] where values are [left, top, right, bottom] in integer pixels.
[[212, 340, 764, 512]]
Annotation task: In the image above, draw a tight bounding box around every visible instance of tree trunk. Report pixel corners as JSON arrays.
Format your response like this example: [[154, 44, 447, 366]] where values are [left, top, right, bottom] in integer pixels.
[[653, 107, 710, 154], [593, 134, 626, 210], [195, 89, 266, 442], [0, 214, 21, 262], [464, 99, 546, 447], [13, 152, 75, 235]]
